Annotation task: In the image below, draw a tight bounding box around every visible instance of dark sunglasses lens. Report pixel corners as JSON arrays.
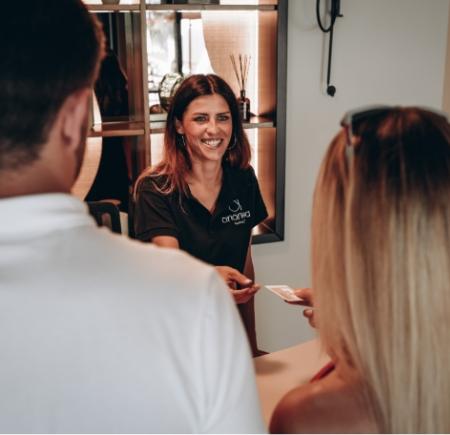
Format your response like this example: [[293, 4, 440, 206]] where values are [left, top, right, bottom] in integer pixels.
[[352, 108, 390, 125]]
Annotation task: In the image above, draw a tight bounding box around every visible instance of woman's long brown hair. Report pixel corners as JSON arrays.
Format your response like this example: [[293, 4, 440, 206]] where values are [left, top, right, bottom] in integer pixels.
[[135, 74, 251, 197]]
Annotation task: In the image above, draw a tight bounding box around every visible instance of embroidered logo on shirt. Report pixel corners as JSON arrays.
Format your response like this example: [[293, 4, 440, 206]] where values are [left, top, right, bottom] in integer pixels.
[[228, 199, 243, 213], [222, 198, 251, 225]]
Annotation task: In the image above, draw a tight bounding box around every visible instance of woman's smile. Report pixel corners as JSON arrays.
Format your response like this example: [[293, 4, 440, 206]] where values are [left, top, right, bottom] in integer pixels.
[[200, 138, 224, 149], [176, 93, 233, 162]]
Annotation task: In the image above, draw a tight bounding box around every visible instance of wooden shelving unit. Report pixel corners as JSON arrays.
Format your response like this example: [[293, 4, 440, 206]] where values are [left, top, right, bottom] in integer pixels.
[[83, 0, 287, 243], [86, 4, 140, 11], [145, 4, 276, 11], [89, 121, 145, 137]]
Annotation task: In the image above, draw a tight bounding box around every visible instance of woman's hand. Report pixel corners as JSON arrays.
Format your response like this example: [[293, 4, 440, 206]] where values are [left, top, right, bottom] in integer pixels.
[[288, 287, 317, 328], [215, 265, 260, 304], [229, 286, 259, 304]]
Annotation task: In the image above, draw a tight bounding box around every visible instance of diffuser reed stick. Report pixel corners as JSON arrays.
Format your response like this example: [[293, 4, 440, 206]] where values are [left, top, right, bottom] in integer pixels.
[[230, 54, 251, 121], [230, 54, 251, 91]]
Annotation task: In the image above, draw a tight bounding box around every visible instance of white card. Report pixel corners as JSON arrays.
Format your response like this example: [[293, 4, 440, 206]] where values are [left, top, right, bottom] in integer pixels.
[[265, 285, 304, 302]]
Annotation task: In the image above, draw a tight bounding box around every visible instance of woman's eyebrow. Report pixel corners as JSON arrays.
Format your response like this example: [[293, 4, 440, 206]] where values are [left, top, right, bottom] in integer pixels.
[[191, 111, 231, 116]]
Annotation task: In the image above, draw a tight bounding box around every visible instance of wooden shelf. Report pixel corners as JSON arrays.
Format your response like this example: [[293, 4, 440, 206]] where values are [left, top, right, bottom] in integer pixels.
[[85, 2, 276, 11], [244, 116, 275, 129], [89, 121, 145, 137], [145, 4, 276, 11], [149, 114, 274, 134], [252, 221, 277, 244], [86, 4, 140, 11]]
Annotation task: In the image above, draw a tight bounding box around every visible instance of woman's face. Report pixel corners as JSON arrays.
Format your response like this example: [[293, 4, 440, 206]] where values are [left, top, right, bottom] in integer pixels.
[[176, 93, 233, 164]]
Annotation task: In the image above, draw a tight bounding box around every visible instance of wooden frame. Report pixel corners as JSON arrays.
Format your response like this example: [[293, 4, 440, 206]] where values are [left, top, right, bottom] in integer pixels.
[[83, 0, 287, 244]]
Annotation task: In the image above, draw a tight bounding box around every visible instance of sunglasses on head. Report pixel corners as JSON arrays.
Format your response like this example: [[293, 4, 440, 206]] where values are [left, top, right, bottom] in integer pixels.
[[340, 105, 449, 159]]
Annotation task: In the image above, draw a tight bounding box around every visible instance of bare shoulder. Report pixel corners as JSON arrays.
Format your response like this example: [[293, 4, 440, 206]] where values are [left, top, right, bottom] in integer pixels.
[[269, 382, 319, 433], [269, 371, 378, 434]]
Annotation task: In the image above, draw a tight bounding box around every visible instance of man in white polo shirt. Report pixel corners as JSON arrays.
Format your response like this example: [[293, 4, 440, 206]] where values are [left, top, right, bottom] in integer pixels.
[[0, 1, 265, 433]]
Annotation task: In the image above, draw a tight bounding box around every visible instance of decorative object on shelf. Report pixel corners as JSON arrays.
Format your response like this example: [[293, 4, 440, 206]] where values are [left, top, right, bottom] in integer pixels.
[[150, 104, 165, 115], [158, 72, 184, 111], [230, 54, 251, 122], [101, 0, 120, 4], [87, 48, 131, 212]]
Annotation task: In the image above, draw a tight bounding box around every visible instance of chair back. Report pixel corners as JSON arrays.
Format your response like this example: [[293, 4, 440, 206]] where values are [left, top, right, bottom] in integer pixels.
[[87, 201, 122, 234]]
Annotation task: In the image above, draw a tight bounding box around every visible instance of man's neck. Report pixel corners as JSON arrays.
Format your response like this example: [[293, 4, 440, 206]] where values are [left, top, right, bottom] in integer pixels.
[[0, 166, 68, 199]]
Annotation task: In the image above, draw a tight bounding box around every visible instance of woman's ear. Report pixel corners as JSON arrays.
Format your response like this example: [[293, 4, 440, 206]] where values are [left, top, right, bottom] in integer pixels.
[[175, 118, 184, 134]]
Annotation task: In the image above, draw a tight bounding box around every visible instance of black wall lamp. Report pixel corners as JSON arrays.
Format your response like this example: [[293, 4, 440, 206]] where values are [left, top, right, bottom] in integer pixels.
[[316, 0, 343, 97]]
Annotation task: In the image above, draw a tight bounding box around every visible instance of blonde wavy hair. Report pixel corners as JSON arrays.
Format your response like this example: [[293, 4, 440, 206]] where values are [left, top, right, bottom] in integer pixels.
[[312, 107, 450, 433]]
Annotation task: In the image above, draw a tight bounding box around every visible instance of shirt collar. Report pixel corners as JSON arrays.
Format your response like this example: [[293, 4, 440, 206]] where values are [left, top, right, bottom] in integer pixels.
[[183, 164, 232, 215], [0, 193, 95, 241]]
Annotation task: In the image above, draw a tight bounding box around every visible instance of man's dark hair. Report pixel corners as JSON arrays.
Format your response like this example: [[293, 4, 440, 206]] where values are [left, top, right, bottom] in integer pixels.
[[0, 0, 104, 170]]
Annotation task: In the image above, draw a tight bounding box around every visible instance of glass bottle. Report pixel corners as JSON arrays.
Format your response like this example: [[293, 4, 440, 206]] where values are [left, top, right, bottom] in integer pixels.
[[238, 89, 251, 122]]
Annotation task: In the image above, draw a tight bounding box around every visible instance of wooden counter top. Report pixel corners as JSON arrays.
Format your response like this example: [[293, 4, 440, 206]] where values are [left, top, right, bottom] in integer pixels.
[[254, 339, 330, 426]]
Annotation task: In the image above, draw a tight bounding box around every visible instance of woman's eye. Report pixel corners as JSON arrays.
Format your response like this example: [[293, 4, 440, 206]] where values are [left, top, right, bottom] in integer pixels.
[[217, 115, 230, 122], [193, 116, 207, 122]]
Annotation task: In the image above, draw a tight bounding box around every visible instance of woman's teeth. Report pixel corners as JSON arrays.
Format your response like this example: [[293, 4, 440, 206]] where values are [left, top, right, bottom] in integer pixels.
[[202, 139, 222, 148]]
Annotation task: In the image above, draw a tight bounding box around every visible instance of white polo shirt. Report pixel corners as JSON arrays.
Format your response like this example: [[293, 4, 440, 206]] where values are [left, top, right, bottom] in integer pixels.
[[0, 193, 266, 433]]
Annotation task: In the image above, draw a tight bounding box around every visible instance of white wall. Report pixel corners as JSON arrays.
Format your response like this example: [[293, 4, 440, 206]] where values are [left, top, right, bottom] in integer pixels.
[[253, 0, 450, 352], [443, 4, 450, 113]]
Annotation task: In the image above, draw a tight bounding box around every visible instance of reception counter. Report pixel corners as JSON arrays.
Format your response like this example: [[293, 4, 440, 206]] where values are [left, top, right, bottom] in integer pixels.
[[254, 339, 330, 425]]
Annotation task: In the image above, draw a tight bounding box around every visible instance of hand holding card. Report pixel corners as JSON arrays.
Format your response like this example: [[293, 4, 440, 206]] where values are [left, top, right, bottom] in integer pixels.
[[265, 285, 306, 304]]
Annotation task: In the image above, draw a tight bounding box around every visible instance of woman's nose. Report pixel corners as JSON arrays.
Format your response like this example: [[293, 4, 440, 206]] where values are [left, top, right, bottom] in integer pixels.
[[205, 119, 219, 134]]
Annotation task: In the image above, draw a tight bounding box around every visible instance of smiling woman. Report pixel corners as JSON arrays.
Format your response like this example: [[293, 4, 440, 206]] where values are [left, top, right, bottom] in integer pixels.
[[175, 93, 233, 167], [133, 74, 268, 356]]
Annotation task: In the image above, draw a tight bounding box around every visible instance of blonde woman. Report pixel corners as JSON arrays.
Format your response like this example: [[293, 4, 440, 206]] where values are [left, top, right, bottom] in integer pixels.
[[270, 106, 450, 433]]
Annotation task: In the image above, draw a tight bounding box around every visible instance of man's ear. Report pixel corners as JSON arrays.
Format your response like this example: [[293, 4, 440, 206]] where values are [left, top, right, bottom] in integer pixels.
[[59, 88, 91, 152], [175, 118, 184, 135]]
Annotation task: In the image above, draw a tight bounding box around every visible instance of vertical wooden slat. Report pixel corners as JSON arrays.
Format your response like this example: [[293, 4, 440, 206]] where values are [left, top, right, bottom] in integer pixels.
[[258, 10, 277, 116], [140, 0, 151, 170], [274, 0, 287, 241]]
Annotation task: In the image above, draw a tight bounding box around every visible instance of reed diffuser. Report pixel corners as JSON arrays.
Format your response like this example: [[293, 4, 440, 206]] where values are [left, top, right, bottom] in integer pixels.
[[230, 54, 251, 122]]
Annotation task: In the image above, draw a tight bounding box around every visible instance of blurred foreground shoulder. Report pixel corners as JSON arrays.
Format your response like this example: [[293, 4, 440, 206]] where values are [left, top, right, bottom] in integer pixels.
[[270, 383, 319, 434], [270, 373, 378, 434]]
